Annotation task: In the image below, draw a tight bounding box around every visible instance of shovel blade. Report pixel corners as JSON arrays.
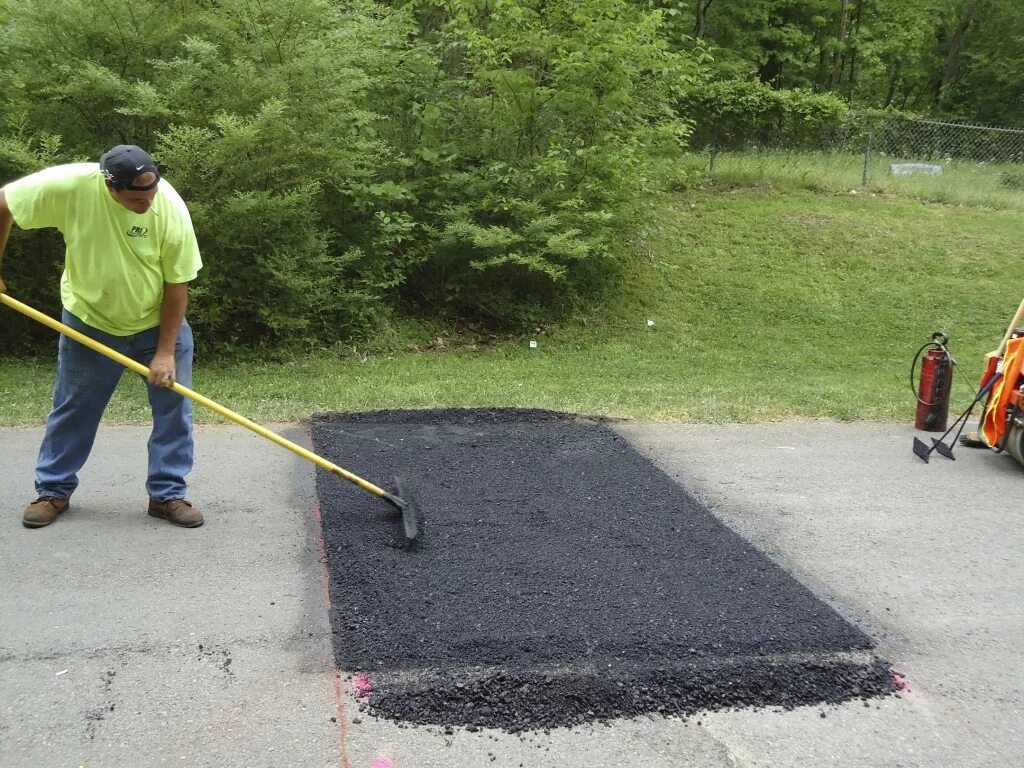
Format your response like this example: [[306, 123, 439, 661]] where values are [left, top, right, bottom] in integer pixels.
[[913, 437, 932, 463], [931, 438, 956, 460]]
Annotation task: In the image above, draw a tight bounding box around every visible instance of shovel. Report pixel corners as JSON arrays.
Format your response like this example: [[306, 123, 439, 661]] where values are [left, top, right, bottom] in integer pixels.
[[0, 293, 418, 541]]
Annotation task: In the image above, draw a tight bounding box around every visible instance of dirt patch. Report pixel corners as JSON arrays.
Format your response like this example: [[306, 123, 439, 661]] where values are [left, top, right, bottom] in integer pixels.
[[313, 408, 893, 732]]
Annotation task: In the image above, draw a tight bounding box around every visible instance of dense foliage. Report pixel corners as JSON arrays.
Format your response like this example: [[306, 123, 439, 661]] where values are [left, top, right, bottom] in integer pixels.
[[0, 0, 694, 350], [679, 79, 851, 150], [661, 0, 1024, 125], [1, 0, 1021, 353]]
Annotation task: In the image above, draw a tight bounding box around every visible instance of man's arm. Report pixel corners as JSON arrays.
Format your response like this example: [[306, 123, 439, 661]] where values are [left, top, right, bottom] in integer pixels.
[[147, 281, 189, 387], [0, 188, 13, 293]]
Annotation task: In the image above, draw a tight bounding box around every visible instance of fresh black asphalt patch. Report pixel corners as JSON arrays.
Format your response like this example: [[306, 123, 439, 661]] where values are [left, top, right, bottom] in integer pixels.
[[312, 409, 893, 732]]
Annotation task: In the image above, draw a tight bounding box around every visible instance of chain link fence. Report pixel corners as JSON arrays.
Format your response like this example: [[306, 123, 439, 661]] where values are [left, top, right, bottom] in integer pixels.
[[696, 116, 1024, 209]]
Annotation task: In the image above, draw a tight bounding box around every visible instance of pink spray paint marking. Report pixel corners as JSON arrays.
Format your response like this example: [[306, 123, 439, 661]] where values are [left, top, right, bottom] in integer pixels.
[[891, 670, 933, 715], [353, 673, 373, 699], [893, 672, 911, 692], [370, 755, 393, 768]]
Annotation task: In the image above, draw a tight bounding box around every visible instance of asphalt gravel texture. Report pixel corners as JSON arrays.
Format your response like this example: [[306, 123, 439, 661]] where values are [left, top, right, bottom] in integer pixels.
[[312, 408, 894, 732]]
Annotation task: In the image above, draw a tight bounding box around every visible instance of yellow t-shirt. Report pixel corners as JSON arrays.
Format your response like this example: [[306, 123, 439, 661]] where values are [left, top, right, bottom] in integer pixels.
[[4, 163, 203, 335]]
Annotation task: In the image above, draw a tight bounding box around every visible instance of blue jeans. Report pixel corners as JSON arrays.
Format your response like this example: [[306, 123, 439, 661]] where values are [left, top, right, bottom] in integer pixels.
[[35, 310, 195, 502]]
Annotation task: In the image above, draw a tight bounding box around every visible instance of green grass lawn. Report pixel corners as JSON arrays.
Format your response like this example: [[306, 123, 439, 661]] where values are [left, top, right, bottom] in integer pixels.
[[2, 187, 1021, 426]]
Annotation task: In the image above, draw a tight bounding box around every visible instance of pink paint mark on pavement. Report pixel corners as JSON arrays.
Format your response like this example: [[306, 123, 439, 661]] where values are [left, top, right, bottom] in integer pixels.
[[353, 673, 373, 699], [370, 754, 393, 768], [892, 670, 933, 715]]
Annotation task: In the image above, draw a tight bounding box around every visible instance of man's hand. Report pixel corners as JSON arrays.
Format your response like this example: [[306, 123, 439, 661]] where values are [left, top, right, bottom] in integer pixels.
[[150, 281, 188, 388], [0, 276, 7, 294], [147, 352, 176, 387]]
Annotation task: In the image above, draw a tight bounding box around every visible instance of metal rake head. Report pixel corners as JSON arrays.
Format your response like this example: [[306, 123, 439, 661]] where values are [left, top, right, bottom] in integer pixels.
[[931, 438, 957, 460], [912, 437, 932, 463]]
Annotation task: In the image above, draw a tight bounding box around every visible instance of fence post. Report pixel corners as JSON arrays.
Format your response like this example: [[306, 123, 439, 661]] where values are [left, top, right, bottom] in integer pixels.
[[709, 144, 717, 173], [862, 121, 873, 187]]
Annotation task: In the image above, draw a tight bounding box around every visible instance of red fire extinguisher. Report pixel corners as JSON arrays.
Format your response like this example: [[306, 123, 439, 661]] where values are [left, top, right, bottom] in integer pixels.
[[913, 332, 953, 432]]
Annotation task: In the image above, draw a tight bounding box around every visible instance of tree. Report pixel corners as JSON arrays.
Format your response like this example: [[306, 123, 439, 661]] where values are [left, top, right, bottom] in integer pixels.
[[940, 0, 1024, 124], [830, 0, 852, 88], [673, 0, 1021, 124], [376, 0, 697, 322], [936, 0, 981, 102], [695, 0, 711, 39]]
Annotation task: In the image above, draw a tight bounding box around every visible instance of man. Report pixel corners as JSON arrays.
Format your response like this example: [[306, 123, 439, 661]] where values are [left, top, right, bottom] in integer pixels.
[[0, 145, 204, 528]]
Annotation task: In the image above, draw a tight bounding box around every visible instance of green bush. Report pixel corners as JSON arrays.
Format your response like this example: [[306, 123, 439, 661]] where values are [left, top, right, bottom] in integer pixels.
[[378, 0, 695, 325], [0, 129, 71, 353], [0, 0, 696, 349], [0, 0, 411, 351], [680, 79, 850, 150], [148, 5, 414, 349]]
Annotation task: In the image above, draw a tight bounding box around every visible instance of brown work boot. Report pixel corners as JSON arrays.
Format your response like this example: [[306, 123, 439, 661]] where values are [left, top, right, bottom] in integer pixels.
[[148, 498, 204, 528], [23, 497, 70, 528]]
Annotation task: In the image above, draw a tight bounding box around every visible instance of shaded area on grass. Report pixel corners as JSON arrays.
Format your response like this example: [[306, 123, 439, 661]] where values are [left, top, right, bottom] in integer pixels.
[[313, 408, 894, 732]]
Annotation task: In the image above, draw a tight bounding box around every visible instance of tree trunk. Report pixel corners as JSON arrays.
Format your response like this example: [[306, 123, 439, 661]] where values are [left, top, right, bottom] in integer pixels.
[[936, 0, 980, 103], [847, 0, 865, 95], [695, 0, 713, 40], [830, 0, 852, 89], [760, 5, 788, 88], [846, 47, 857, 96], [884, 67, 900, 108], [817, 30, 830, 88], [759, 56, 784, 88]]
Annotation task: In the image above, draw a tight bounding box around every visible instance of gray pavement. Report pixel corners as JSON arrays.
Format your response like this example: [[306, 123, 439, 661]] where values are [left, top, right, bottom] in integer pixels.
[[1, 419, 1021, 768]]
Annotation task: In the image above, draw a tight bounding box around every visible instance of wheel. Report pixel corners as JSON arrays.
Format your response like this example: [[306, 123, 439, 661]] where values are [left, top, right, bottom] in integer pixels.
[[1004, 423, 1024, 466]]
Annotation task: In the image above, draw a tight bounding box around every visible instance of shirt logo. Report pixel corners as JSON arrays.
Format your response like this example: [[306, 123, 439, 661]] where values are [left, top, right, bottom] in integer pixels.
[[127, 226, 149, 238]]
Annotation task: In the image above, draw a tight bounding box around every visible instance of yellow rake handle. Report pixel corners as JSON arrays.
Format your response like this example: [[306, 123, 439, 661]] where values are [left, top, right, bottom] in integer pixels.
[[991, 295, 1024, 372], [0, 292, 388, 499]]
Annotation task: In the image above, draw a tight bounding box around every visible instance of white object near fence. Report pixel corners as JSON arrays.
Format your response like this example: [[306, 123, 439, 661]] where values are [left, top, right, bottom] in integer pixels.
[[891, 163, 943, 176]]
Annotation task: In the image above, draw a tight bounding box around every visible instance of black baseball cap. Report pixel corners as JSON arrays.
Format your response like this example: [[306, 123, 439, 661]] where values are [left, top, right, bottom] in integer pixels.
[[99, 145, 161, 191]]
